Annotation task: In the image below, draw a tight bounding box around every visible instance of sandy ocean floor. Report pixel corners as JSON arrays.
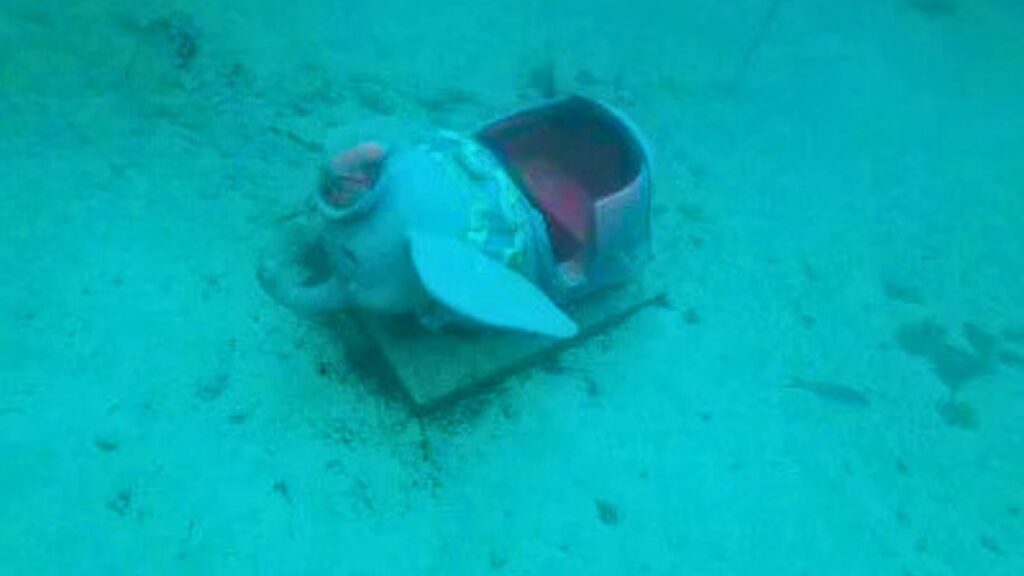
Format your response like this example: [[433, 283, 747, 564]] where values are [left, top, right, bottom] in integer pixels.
[[2, 0, 1023, 573]]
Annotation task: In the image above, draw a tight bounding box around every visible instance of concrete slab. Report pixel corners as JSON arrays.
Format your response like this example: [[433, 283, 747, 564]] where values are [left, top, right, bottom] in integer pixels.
[[354, 277, 665, 412]]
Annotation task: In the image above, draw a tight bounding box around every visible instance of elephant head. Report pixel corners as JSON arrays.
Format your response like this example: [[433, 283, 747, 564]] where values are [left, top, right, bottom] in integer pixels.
[[258, 135, 578, 339]]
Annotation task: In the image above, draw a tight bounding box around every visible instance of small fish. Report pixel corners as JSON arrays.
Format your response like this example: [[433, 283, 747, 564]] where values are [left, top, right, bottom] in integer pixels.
[[785, 377, 871, 408]]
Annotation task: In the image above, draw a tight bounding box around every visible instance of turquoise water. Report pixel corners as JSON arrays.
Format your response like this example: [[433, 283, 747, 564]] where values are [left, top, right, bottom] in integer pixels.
[[2, 1, 1023, 573]]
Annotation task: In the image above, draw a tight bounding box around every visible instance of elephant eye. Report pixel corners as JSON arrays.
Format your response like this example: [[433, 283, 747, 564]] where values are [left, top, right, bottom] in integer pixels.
[[298, 242, 333, 285]]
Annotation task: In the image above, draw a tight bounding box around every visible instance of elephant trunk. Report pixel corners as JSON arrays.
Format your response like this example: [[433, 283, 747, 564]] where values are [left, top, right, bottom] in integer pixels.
[[257, 261, 351, 316]]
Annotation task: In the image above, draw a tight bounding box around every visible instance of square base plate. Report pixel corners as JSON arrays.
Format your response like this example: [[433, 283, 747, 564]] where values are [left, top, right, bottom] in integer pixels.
[[353, 278, 665, 412]]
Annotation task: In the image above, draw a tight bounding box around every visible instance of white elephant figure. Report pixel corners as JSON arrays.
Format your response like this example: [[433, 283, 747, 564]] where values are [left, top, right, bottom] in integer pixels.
[[258, 96, 652, 340]]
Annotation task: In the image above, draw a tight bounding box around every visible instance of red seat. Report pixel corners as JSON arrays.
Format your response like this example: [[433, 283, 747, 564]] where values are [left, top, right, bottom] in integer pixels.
[[520, 157, 593, 247], [477, 96, 644, 265]]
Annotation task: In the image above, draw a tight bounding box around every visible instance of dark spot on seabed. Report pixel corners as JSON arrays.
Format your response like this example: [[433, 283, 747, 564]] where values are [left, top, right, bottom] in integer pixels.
[[170, 20, 200, 68], [594, 498, 621, 526], [936, 398, 978, 430], [272, 480, 292, 504], [683, 307, 701, 325], [93, 437, 118, 452], [798, 312, 816, 329], [316, 360, 331, 377], [137, 12, 202, 70], [538, 355, 570, 376], [651, 293, 673, 310], [896, 459, 910, 476], [195, 372, 230, 401], [895, 320, 995, 391], [979, 534, 1005, 556], [107, 488, 133, 517], [882, 277, 924, 305], [489, 549, 508, 570], [895, 318, 1024, 428]]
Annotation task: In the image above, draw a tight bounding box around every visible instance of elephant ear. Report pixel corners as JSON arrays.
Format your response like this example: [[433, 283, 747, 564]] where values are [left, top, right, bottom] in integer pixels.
[[407, 231, 578, 339]]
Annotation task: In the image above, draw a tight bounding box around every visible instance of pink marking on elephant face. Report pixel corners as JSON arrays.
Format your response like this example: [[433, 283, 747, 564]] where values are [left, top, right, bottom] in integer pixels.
[[323, 141, 388, 208]]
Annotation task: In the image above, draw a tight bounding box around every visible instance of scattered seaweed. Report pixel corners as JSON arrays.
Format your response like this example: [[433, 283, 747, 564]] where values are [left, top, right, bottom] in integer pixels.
[[936, 398, 977, 430], [895, 320, 995, 391]]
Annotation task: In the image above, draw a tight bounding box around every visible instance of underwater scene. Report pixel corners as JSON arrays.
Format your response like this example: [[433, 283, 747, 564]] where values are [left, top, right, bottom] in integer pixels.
[[2, 0, 1023, 573]]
